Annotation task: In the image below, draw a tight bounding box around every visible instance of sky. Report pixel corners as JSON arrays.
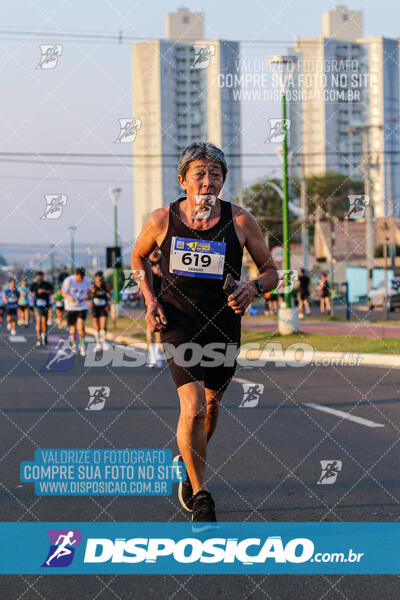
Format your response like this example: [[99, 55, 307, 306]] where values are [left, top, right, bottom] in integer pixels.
[[0, 0, 398, 261]]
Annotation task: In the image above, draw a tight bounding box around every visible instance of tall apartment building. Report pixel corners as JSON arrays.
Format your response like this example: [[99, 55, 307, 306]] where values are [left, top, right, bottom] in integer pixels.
[[132, 8, 241, 239], [293, 5, 399, 218]]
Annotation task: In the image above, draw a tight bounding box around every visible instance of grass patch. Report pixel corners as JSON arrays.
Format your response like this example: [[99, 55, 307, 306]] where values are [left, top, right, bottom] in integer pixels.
[[241, 329, 400, 355], [86, 315, 147, 340]]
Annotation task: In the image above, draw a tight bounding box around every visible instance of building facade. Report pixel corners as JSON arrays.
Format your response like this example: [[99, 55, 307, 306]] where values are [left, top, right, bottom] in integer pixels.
[[292, 5, 399, 218], [132, 8, 241, 239]]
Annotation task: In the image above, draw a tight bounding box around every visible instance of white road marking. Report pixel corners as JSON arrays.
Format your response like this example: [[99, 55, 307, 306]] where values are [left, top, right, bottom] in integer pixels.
[[8, 336, 27, 343], [233, 377, 255, 385], [305, 403, 385, 428]]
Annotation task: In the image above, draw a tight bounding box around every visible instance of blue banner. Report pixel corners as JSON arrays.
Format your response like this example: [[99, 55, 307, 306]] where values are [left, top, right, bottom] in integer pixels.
[[0, 522, 398, 574], [20, 449, 184, 496]]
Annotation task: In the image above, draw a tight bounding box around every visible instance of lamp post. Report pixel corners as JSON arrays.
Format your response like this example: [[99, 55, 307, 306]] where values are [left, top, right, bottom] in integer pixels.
[[109, 188, 122, 318], [68, 226, 77, 273], [268, 55, 298, 334]]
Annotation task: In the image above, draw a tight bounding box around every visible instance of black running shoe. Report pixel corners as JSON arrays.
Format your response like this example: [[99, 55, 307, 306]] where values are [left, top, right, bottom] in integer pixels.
[[173, 454, 193, 512], [191, 490, 218, 532]]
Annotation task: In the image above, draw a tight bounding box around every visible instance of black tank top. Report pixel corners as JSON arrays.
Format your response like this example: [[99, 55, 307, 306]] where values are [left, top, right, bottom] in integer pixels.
[[159, 197, 243, 338], [149, 259, 162, 298], [92, 284, 108, 303]]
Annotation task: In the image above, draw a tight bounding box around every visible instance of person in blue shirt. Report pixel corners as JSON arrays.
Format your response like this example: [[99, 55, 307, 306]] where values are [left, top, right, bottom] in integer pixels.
[[3, 278, 20, 336], [17, 279, 30, 327]]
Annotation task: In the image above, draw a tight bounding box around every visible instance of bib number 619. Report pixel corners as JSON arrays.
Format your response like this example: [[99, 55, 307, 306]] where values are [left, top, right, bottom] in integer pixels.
[[182, 252, 211, 267]]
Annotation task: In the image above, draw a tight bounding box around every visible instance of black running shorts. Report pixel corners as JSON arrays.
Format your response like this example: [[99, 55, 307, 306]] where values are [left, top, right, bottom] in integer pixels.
[[160, 314, 240, 393], [67, 310, 88, 325]]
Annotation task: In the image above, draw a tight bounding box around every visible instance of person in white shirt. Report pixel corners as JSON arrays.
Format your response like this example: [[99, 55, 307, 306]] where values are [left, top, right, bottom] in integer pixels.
[[61, 267, 91, 356]]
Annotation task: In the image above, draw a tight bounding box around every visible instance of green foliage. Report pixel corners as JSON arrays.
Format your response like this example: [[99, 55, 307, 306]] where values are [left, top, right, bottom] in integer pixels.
[[305, 171, 364, 219]]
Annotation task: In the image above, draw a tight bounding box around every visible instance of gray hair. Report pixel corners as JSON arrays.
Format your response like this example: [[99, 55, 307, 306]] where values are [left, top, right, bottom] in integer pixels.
[[178, 142, 228, 181]]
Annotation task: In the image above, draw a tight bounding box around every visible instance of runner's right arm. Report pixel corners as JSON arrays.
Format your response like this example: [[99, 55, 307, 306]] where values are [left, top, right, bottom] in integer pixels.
[[131, 208, 168, 332]]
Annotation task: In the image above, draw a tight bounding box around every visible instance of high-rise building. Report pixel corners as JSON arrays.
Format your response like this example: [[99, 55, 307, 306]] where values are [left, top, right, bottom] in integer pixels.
[[293, 5, 399, 218], [132, 8, 241, 239]]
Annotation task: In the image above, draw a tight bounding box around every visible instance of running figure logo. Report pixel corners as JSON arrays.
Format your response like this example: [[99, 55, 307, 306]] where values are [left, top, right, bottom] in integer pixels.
[[86, 386, 110, 411], [277, 269, 298, 294], [36, 44, 63, 69], [346, 195, 369, 220], [191, 44, 215, 69], [317, 460, 343, 485], [115, 118, 142, 143], [239, 383, 264, 408], [41, 334, 75, 372], [41, 195, 67, 220], [193, 195, 216, 219], [122, 269, 145, 292], [42, 529, 81, 567], [266, 119, 291, 143]]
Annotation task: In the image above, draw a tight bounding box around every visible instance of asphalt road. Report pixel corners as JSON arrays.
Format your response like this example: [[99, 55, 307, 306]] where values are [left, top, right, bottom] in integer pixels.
[[1, 323, 400, 599]]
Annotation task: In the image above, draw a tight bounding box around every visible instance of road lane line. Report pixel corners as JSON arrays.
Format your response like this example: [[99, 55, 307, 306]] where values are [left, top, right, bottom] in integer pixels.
[[233, 377, 255, 385], [8, 336, 27, 343], [305, 403, 385, 428]]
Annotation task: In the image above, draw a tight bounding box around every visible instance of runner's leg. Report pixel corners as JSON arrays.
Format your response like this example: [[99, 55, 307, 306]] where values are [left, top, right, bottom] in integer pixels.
[[204, 388, 224, 442], [176, 380, 208, 495]]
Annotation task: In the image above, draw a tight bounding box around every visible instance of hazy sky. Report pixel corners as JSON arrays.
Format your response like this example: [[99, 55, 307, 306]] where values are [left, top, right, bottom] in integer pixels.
[[0, 0, 397, 255]]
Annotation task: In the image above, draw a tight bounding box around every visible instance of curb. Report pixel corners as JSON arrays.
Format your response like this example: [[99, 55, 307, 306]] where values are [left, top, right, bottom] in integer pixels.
[[86, 328, 400, 369]]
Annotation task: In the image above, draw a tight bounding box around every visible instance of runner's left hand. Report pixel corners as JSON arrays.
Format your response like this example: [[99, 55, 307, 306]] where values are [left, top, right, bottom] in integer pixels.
[[227, 281, 257, 315]]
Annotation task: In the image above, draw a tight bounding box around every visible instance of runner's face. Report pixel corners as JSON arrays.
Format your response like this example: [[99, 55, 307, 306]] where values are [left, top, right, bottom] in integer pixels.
[[75, 274, 83, 282], [178, 159, 224, 199]]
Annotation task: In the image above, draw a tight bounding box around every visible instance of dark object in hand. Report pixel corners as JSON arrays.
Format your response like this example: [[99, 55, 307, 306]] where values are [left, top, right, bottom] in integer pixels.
[[223, 273, 238, 296]]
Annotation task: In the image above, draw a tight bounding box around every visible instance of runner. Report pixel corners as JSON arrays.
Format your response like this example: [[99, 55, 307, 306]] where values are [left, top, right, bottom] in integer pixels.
[[17, 278, 30, 327], [47, 292, 54, 327], [3, 278, 20, 336], [319, 272, 331, 315], [0, 287, 4, 327], [54, 286, 65, 329], [146, 247, 163, 368], [131, 142, 278, 530], [297, 267, 311, 319], [28, 285, 34, 321], [61, 267, 91, 356], [89, 271, 111, 352], [30, 271, 53, 346]]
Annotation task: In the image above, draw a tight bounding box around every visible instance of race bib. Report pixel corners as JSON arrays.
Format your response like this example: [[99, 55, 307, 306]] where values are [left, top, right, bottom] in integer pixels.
[[56, 301, 64, 308], [36, 298, 47, 307], [169, 236, 226, 279], [93, 298, 106, 306]]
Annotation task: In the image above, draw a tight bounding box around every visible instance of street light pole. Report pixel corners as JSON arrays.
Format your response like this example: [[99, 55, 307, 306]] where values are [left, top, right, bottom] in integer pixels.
[[268, 55, 297, 334], [69, 226, 77, 273], [109, 188, 122, 318], [281, 89, 291, 309]]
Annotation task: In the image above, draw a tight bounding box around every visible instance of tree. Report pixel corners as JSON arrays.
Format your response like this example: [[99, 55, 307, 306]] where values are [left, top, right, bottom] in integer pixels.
[[238, 177, 300, 244], [305, 171, 364, 220]]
